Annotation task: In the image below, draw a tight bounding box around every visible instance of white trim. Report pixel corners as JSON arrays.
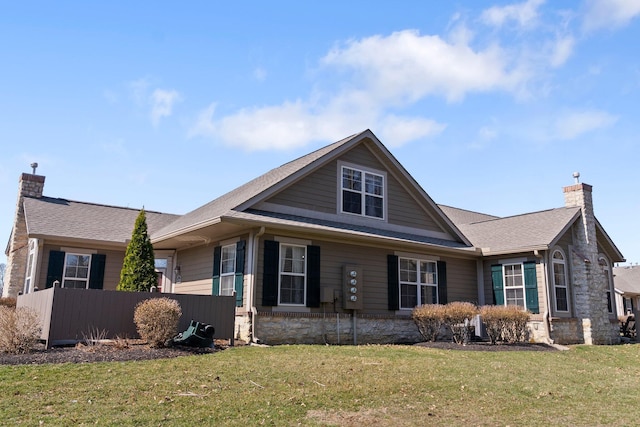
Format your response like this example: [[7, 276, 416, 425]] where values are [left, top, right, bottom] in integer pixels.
[[398, 256, 439, 309], [274, 236, 311, 246], [551, 248, 570, 313], [61, 247, 97, 255], [394, 251, 440, 261], [277, 242, 307, 306], [62, 252, 92, 289], [220, 236, 240, 247], [502, 262, 526, 310]]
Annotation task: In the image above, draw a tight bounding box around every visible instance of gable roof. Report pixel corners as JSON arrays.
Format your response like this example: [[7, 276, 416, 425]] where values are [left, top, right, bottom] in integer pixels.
[[613, 266, 640, 295], [444, 206, 582, 255], [152, 130, 471, 247], [23, 196, 179, 245]]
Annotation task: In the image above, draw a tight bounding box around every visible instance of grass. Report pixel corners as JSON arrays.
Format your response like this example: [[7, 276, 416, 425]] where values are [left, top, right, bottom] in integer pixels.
[[1, 344, 640, 426]]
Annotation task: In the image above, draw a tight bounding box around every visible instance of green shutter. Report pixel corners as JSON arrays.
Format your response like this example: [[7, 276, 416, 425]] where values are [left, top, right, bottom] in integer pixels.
[[46, 250, 65, 288], [524, 261, 539, 314], [88, 254, 106, 289], [306, 245, 321, 308], [387, 255, 399, 310], [212, 246, 221, 296], [437, 261, 447, 304], [234, 240, 246, 307], [491, 264, 504, 306], [262, 240, 279, 306]]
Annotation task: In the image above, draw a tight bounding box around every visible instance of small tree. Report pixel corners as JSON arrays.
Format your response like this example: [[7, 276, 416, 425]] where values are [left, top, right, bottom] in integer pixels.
[[117, 209, 157, 292]]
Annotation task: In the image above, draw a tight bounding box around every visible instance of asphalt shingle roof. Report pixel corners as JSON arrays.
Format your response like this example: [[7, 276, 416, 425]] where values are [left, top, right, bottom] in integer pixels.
[[613, 266, 640, 294], [23, 196, 179, 244], [151, 132, 361, 240], [443, 206, 581, 254]]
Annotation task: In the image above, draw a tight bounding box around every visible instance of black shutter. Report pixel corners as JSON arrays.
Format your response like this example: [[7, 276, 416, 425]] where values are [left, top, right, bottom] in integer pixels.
[[46, 250, 65, 288], [234, 240, 246, 307], [262, 240, 279, 306], [437, 261, 447, 304], [88, 254, 106, 289], [387, 255, 399, 310], [212, 246, 221, 296], [306, 245, 321, 308]]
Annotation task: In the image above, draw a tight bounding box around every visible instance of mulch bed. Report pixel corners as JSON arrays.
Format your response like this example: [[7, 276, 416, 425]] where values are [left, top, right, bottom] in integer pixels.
[[0, 340, 224, 366]]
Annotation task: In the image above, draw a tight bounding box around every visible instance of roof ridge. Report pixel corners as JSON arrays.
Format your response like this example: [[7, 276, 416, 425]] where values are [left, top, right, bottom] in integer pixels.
[[29, 195, 178, 216]]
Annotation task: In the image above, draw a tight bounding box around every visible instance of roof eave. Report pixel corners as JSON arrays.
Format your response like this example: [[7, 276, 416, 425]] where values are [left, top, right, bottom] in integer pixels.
[[479, 245, 550, 257], [151, 217, 223, 244]]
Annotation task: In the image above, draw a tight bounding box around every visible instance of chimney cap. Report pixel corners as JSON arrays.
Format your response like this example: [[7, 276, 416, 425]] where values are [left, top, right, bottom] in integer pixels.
[[572, 171, 580, 184], [30, 162, 38, 174]]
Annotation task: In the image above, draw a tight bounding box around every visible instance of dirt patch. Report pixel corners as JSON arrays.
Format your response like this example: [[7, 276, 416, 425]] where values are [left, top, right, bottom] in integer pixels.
[[0, 339, 226, 366]]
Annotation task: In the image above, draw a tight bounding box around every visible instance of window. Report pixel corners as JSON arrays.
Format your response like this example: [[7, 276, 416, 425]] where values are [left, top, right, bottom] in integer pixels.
[[24, 240, 37, 293], [503, 263, 525, 308], [399, 257, 438, 309], [279, 244, 306, 305], [63, 253, 91, 289], [341, 166, 384, 219], [552, 250, 569, 312], [219, 244, 236, 296], [599, 257, 614, 314]]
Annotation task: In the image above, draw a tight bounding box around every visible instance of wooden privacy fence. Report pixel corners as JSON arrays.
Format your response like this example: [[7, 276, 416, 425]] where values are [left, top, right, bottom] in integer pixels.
[[17, 288, 236, 347]]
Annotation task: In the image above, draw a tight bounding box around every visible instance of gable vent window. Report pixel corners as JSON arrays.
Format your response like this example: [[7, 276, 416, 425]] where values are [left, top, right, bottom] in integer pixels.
[[341, 166, 384, 219]]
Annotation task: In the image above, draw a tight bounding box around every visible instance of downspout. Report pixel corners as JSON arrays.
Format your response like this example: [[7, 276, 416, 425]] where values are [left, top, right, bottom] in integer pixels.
[[534, 249, 554, 345], [249, 226, 266, 344]]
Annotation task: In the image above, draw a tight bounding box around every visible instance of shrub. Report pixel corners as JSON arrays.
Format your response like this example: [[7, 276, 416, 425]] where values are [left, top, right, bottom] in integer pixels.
[[0, 297, 17, 309], [0, 306, 41, 354], [444, 302, 478, 344], [134, 298, 182, 347], [412, 304, 446, 342], [480, 305, 530, 344]]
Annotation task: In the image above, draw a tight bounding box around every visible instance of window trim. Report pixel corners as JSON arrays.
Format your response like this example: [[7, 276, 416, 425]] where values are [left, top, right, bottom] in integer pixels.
[[598, 255, 615, 315], [398, 256, 438, 310], [219, 243, 237, 297], [24, 239, 38, 293], [338, 162, 387, 221], [278, 243, 307, 306], [502, 263, 526, 310], [62, 252, 92, 289], [552, 249, 569, 313]]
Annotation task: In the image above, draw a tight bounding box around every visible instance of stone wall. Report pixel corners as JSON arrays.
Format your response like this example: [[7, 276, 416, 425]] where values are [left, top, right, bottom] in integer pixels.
[[3, 174, 45, 298], [253, 312, 422, 345]]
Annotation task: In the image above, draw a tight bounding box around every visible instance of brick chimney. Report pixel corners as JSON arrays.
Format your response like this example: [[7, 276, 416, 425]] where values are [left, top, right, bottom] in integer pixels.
[[3, 168, 45, 298], [563, 173, 615, 344]]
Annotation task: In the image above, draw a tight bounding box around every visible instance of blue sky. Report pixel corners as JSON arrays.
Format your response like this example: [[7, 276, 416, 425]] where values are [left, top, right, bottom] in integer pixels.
[[1, 0, 639, 265]]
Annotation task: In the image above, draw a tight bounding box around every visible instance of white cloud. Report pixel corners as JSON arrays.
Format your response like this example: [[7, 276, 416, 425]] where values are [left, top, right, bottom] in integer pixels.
[[150, 89, 181, 126], [480, 0, 546, 29], [253, 67, 267, 82], [129, 78, 151, 106], [549, 35, 575, 68], [377, 116, 447, 148], [583, 0, 640, 31], [554, 110, 618, 140]]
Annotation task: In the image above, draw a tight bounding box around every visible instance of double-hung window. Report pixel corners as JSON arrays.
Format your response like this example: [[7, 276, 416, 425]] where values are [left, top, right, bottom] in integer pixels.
[[341, 166, 384, 219], [399, 257, 438, 309], [63, 253, 91, 289], [552, 250, 569, 312], [219, 244, 236, 296], [279, 244, 306, 305], [503, 263, 525, 308]]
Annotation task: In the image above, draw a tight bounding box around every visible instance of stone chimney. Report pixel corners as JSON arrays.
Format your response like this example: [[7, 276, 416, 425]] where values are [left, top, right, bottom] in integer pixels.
[[562, 173, 615, 344], [3, 169, 46, 298]]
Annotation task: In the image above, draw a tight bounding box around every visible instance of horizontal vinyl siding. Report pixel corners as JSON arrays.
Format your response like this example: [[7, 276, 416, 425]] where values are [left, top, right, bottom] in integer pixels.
[[266, 162, 337, 214], [37, 244, 125, 291], [176, 244, 215, 296], [256, 233, 478, 314], [386, 177, 441, 231]]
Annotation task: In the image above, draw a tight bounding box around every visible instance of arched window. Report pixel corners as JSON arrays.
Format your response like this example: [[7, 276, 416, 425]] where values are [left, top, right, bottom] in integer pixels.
[[599, 256, 614, 314], [552, 250, 568, 312]]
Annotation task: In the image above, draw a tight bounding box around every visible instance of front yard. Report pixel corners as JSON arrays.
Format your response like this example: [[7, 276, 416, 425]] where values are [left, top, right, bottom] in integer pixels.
[[1, 344, 639, 426]]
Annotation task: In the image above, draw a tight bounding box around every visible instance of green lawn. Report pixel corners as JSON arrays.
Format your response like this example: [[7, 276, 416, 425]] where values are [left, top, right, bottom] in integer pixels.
[[1, 344, 639, 426]]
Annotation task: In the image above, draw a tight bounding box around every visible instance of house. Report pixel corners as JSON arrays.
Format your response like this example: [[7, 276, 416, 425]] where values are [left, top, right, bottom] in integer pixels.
[[4, 130, 625, 345], [613, 265, 640, 317]]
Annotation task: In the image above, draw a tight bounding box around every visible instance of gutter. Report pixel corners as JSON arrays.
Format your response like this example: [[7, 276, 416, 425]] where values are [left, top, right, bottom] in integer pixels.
[[249, 226, 266, 344]]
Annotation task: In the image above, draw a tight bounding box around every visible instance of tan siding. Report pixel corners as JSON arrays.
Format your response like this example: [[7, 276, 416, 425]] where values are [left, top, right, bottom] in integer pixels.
[[175, 244, 215, 295], [266, 161, 337, 213], [255, 233, 478, 314], [37, 245, 125, 291]]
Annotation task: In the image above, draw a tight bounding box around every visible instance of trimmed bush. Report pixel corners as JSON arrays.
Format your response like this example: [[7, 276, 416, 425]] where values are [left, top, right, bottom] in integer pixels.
[[134, 298, 182, 348], [444, 302, 478, 344], [0, 306, 41, 354], [0, 297, 17, 309], [480, 305, 530, 344], [412, 304, 446, 342]]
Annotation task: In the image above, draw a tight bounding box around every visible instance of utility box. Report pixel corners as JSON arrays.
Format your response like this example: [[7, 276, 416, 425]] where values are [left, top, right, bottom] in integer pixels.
[[320, 286, 334, 303], [343, 265, 363, 310]]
